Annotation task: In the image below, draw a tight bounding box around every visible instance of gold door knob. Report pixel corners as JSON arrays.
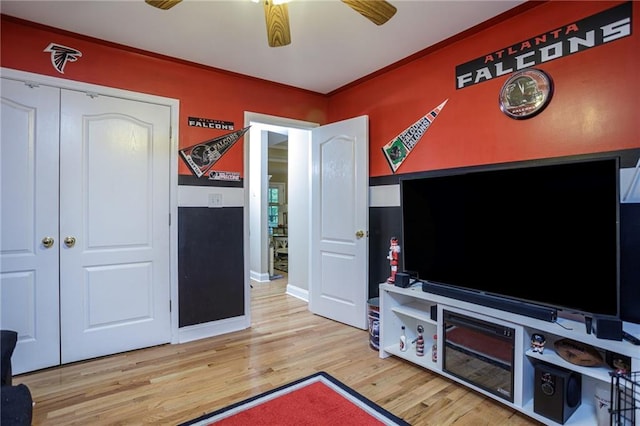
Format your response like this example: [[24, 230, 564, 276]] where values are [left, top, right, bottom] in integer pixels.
[[64, 236, 76, 248], [355, 230, 365, 239], [42, 237, 54, 248]]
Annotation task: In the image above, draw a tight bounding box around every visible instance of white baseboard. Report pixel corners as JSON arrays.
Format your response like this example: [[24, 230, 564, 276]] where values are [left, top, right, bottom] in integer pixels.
[[250, 270, 271, 282], [176, 315, 249, 344], [286, 284, 308, 302]]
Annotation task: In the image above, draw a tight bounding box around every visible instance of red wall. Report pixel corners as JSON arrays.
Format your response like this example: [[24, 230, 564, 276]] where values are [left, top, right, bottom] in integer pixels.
[[328, 1, 640, 177], [2, 1, 639, 179], [0, 16, 329, 177]]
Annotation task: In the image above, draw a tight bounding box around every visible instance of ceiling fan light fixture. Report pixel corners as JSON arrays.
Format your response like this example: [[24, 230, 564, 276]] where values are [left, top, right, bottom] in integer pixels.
[[145, 0, 393, 48]]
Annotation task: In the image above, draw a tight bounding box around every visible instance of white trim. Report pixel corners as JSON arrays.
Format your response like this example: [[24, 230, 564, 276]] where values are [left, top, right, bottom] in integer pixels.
[[245, 111, 319, 131], [177, 316, 249, 344], [250, 271, 271, 283], [178, 186, 244, 208], [1, 68, 177, 106], [286, 284, 308, 302], [1, 67, 182, 345], [243, 112, 319, 328], [370, 184, 400, 207]]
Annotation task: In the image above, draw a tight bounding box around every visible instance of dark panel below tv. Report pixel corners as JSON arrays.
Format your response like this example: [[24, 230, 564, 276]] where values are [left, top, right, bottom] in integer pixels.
[[421, 281, 558, 322]]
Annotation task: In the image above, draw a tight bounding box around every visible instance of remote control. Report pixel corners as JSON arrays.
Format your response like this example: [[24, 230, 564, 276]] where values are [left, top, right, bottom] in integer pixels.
[[622, 331, 640, 345]]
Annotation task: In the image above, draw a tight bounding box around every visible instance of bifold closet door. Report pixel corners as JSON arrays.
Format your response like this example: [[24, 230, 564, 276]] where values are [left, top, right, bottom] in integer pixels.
[[59, 89, 172, 364], [1, 78, 172, 373], [0, 79, 62, 374]]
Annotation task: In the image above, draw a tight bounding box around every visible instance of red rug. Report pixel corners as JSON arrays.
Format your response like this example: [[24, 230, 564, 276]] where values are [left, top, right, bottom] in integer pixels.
[[180, 372, 409, 426]]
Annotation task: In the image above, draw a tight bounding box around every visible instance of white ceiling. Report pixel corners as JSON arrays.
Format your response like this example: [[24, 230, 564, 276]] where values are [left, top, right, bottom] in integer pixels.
[[1, 0, 527, 94]]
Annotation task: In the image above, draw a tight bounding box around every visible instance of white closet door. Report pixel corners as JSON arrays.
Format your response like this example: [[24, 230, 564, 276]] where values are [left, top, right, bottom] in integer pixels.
[[59, 90, 171, 363], [0, 78, 61, 374]]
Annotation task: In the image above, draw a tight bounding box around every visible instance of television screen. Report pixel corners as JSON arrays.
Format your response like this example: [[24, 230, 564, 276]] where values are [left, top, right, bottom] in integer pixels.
[[400, 157, 620, 318]]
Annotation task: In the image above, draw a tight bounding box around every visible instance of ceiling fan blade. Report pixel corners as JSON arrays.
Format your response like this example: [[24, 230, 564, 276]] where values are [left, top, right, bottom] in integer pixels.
[[264, 0, 291, 47], [145, 0, 182, 10], [341, 0, 397, 26]]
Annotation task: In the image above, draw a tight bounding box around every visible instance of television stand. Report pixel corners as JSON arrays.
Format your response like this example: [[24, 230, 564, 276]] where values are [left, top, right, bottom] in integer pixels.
[[379, 283, 640, 426]]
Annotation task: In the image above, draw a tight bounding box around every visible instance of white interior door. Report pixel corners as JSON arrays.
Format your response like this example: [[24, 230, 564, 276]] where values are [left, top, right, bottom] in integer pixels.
[[59, 90, 172, 363], [309, 116, 369, 329], [0, 79, 61, 374]]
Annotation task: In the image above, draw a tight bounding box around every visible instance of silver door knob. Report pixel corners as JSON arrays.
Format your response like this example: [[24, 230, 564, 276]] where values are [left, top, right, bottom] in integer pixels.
[[42, 237, 54, 248], [64, 236, 76, 247]]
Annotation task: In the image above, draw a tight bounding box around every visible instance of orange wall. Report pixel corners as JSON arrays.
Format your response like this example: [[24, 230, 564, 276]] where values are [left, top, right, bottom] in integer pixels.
[[2, 1, 639, 180], [0, 16, 329, 177], [328, 1, 640, 177]]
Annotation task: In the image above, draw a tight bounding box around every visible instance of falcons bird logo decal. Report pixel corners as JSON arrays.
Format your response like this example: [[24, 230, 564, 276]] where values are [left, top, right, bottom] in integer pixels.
[[44, 43, 82, 74]]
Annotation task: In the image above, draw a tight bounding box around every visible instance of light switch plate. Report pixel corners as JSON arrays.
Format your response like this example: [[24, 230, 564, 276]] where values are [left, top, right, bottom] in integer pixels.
[[208, 193, 223, 208]]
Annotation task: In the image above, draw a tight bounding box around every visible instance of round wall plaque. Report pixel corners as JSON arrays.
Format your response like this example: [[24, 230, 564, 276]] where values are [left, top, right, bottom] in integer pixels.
[[499, 68, 553, 119]]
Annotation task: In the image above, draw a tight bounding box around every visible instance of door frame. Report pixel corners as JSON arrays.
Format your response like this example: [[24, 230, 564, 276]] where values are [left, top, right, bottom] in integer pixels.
[[243, 113, 370, 328], [243, 112, 318, 315], [1, 67, 181, 343]]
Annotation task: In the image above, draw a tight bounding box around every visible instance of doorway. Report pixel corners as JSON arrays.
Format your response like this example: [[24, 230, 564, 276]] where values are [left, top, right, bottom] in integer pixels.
[[244, 113, 318, 309], [243, 112, 369, 330], [268, 139, 288, 277]]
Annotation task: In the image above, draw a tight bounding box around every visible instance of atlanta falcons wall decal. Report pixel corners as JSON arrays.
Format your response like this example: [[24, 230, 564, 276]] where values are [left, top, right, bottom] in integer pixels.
[[43, 43, 83, 74]]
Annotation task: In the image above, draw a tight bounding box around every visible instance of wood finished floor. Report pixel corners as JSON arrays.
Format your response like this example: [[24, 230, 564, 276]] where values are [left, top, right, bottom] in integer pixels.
[[14, 275, 543, 425]]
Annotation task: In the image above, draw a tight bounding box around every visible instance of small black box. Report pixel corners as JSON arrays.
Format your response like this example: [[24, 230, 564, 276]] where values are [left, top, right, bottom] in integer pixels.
[[395, 272, 410, 288], [593, 315, 623, 341]]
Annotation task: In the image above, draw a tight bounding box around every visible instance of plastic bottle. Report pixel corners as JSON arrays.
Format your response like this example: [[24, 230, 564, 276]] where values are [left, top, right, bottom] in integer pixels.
[[416, 325, 425, 356], [400, 326, 407, 352], [432, 334, 438, 362]]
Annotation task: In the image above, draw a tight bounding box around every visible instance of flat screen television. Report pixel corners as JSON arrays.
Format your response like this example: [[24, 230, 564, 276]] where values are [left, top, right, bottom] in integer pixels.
[[400, 156, 620, 320]]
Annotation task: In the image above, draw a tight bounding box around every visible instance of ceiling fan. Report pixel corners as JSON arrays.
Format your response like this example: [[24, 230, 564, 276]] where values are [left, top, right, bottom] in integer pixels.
[[145, 0, 397, 48]]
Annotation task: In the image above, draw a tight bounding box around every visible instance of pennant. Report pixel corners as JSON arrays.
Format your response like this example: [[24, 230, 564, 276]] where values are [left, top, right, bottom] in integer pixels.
[[382, 100, 448, 174], [179, 126, 250, 178]]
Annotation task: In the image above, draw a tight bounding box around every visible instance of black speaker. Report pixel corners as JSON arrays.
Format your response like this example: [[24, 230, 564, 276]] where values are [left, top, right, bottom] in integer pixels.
[[430, 304, 437, 321], [592, 315, 623, 341], [394, 272, 410, 288], [534, 363, 582, 424]]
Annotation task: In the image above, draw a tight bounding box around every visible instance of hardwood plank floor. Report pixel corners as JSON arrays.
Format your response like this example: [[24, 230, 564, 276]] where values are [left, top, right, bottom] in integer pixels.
[[14, 275, 543, 425]]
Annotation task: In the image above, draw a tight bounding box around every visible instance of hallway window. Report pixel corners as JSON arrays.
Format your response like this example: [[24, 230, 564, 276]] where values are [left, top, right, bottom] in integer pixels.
[[268, 184, 285, 230], [268, 206, 279, 229]]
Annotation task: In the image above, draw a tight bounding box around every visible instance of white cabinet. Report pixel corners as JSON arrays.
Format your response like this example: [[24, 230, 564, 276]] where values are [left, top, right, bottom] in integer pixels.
[[384, 299, 438, 369], [379, 283, 640, 426]]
